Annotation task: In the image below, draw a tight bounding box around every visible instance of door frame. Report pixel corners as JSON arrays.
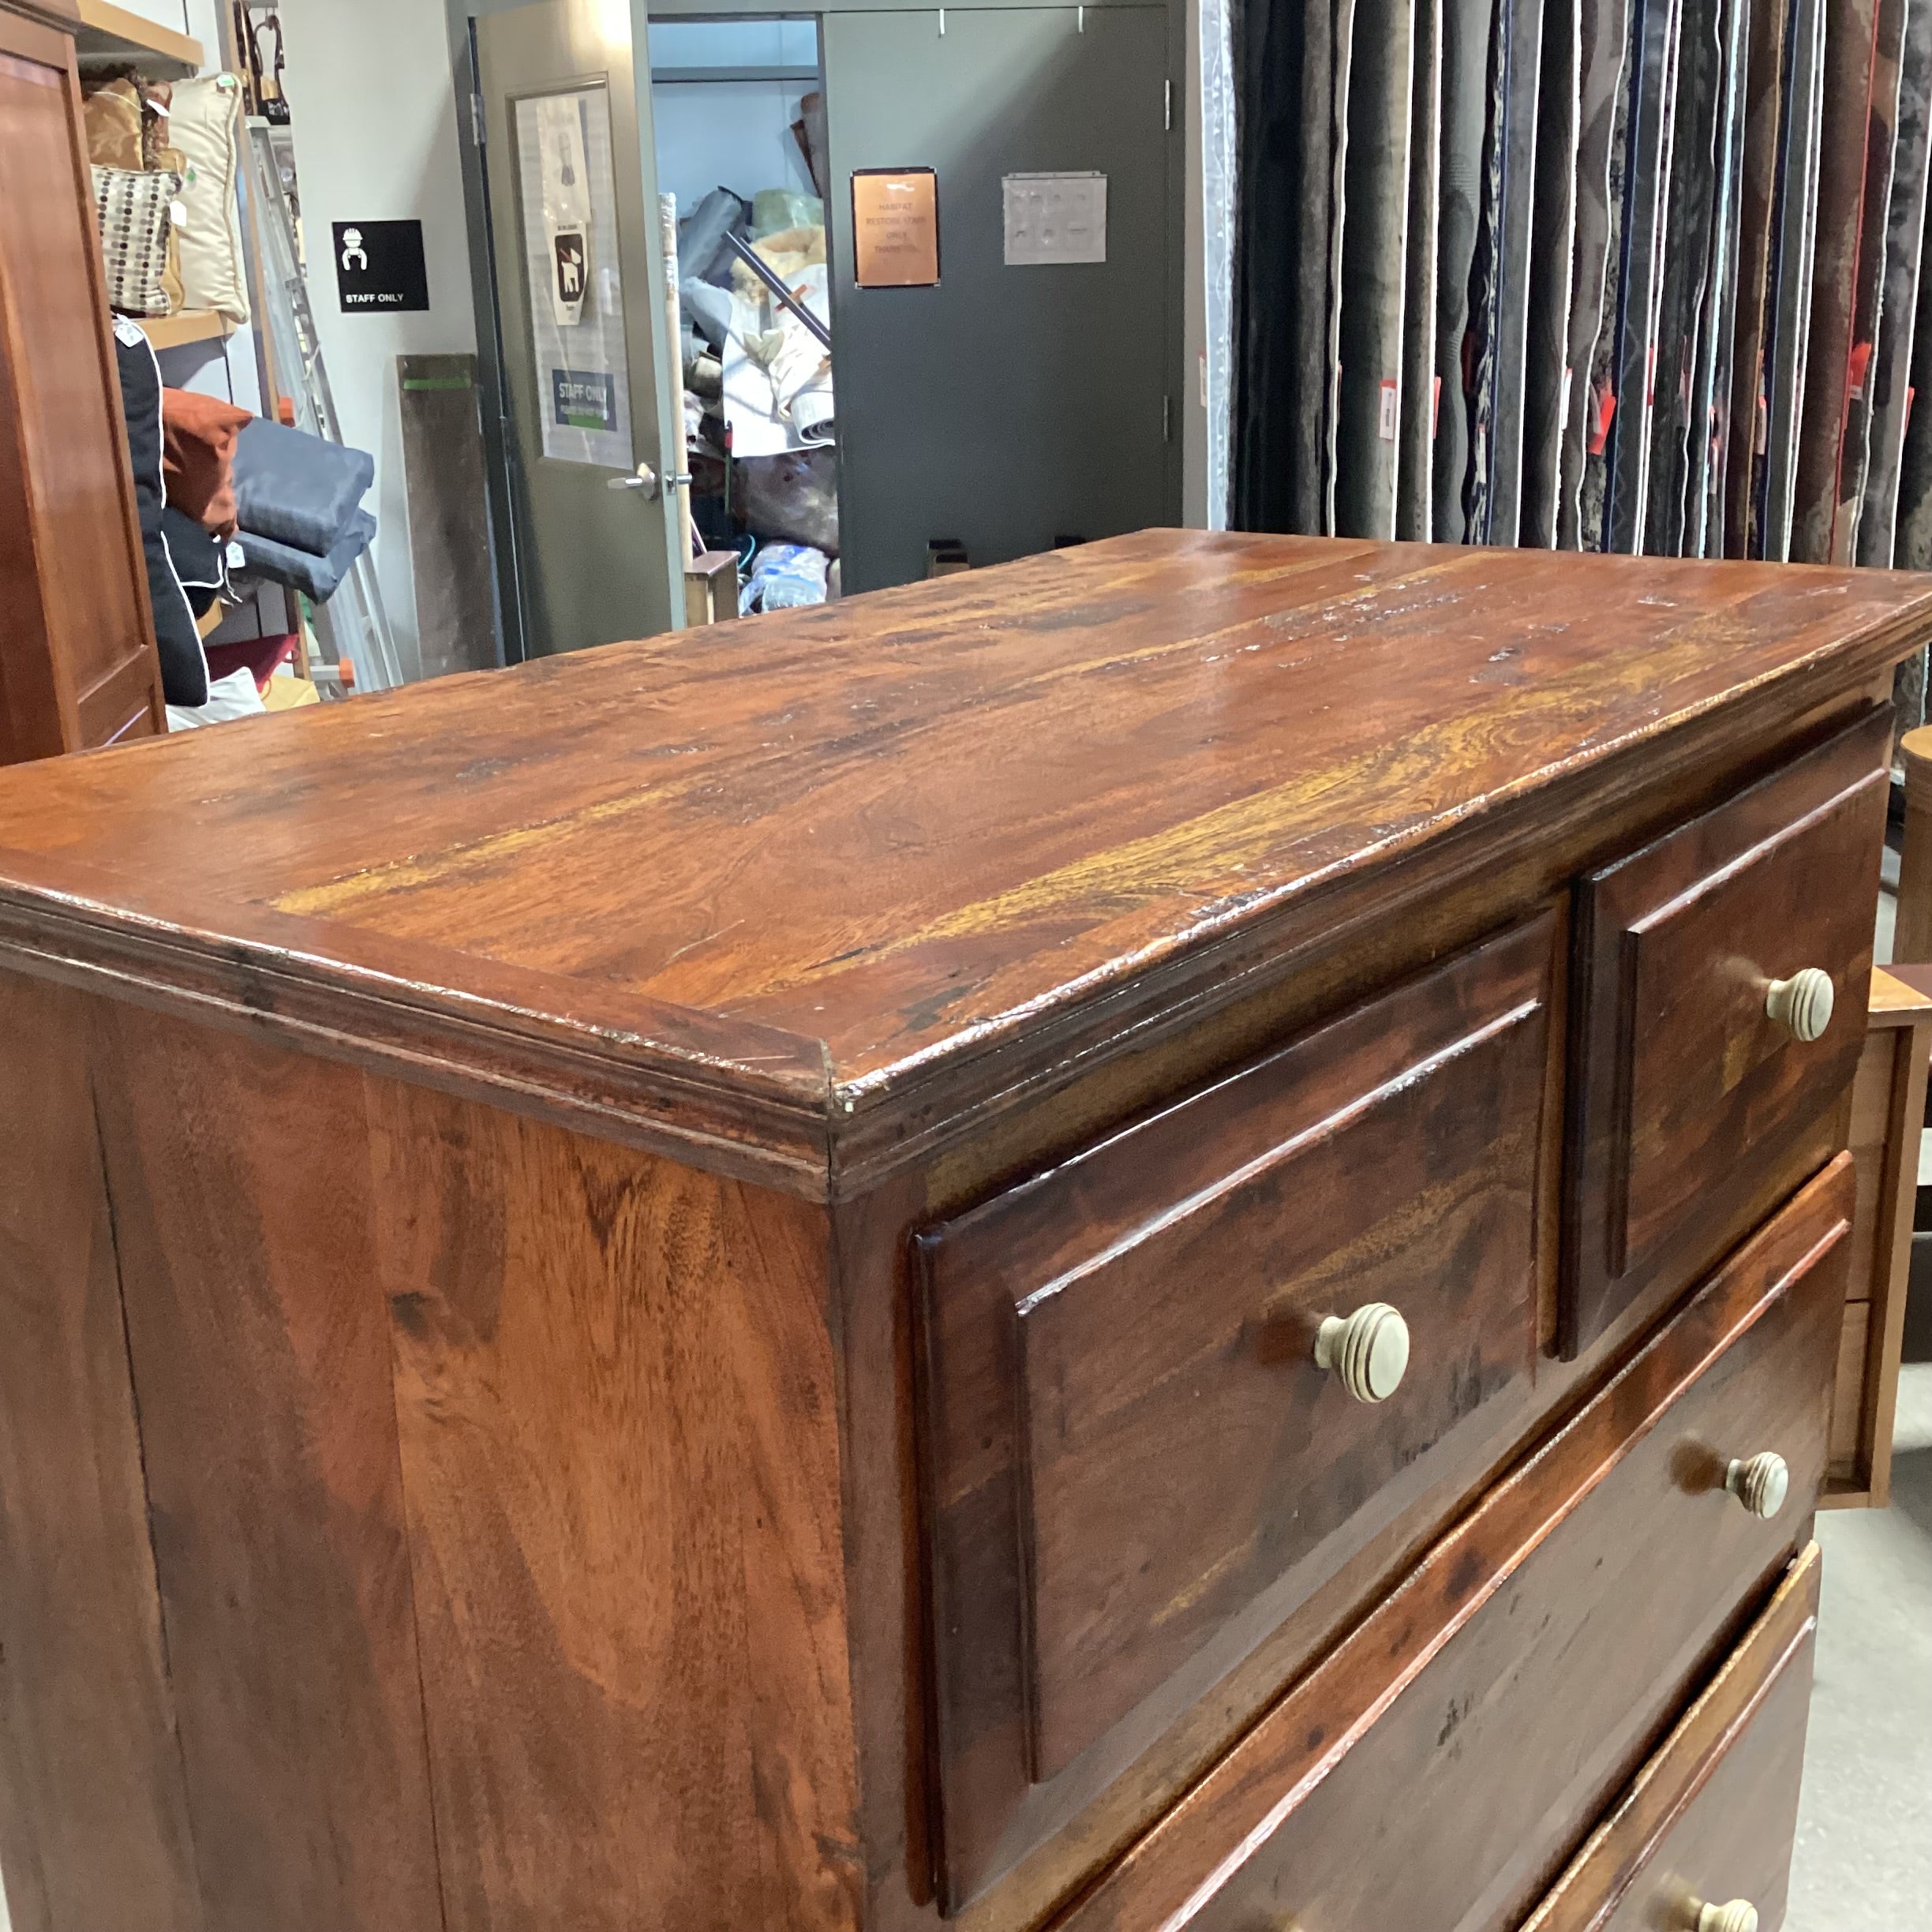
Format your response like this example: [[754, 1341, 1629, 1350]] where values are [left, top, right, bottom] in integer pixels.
[[450, 0, 689, 661], [447, 0, 1184, 642], [642, 0, 1186, 550]]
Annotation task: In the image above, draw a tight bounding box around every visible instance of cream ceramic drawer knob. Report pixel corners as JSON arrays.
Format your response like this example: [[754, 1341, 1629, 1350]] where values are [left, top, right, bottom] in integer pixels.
[[1314, 1304, 1410, 1403], [1765, 967, 1834, 1042], [1724, 1451, 1790, 1519], [1695, 1901, 1758, 1932]]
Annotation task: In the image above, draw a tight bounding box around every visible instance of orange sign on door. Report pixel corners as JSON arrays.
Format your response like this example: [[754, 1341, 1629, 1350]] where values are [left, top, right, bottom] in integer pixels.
[[852, 167, 940, 288]]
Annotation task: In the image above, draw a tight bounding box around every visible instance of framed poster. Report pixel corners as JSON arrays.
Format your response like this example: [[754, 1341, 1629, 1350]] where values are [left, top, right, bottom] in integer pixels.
[[514, 86, 634, 469], [852, 167, 940, 286]]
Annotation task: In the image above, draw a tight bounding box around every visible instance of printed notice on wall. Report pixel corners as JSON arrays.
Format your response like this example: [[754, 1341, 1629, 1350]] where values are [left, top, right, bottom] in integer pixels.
[[515, 87, 633, 468], [852, 168, 940, 287], [1002, 172, 1107, 266]]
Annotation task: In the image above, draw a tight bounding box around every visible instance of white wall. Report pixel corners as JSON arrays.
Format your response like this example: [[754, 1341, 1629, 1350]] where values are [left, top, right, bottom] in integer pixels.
[[277, 0, 477, 679], [651, 80, 817, 213]]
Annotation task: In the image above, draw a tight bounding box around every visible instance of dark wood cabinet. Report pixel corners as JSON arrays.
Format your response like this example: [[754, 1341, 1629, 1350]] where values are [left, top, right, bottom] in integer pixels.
[[0, 534, 1919, 1932], [0, 0, 165, 762]]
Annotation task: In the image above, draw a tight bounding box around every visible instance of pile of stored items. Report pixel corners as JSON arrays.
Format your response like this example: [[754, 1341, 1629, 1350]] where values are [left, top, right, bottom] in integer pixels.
[[676, 185, 837, 610]]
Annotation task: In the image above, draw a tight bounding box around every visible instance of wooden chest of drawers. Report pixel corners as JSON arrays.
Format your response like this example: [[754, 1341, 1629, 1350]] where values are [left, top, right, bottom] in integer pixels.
[[0, 534, 1923, 1932]]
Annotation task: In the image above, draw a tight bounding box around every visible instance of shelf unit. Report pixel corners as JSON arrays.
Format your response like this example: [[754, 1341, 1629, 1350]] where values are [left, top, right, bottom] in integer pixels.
[[137, 308, 231, 350], [72, 0, 202, 78]]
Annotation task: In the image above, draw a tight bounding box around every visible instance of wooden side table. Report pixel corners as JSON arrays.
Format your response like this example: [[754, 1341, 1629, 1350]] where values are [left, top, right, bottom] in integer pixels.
[[1824, 964, 1932, 1507]]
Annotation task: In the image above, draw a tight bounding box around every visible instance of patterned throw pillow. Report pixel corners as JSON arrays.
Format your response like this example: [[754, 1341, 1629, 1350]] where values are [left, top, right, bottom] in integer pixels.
[[92, 164, 182, 316]]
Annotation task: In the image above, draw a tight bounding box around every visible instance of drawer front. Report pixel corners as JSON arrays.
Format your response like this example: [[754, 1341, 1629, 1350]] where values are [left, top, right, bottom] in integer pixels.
[[915, 917, 1556, 1907], [1523, 1542, 1821, 1932], [1054, 1155, 1851, 1932], [1563, 706, 1889, 1354]]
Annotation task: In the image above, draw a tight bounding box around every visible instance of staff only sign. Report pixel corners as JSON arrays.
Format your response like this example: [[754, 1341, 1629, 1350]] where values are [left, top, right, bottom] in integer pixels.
[[332, 221, 430, 313]]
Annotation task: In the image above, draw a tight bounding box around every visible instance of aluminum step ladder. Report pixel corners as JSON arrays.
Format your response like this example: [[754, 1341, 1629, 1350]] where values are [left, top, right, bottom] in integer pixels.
[[242, 118, 405, 693]]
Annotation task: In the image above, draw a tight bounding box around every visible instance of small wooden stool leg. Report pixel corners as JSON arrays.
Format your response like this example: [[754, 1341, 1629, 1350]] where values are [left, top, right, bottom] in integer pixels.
[[1896, 725, 1932, 962]]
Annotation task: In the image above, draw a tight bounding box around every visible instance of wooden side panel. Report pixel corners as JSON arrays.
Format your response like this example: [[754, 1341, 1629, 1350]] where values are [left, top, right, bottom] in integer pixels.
[[88, 1007, 445, 1932], [1829, 1301, 1871, 1474], [0, 20, 162, 763], [367, 1083, 862, 1932], [0, 975, 200, 1932], [1522, 1542, 1821, 1931], [1844, 1023, 1901, 1302], [1058, 1155, 1852, 1932], [1859, 1008, 1930, 1506]]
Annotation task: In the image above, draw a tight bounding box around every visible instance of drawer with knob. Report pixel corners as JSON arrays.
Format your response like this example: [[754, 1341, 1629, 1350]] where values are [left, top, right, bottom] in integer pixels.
[[1522, 1539, 1822, 1932], [1563, 706, 1891, 1355], [912, 915, 1557, 1907], [1049, 1155, 1849, 1932]]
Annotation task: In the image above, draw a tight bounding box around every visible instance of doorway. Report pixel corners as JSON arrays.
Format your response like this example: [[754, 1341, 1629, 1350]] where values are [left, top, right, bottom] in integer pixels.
[[649, 17, 843, 611], [462, 0, 1181, 651]]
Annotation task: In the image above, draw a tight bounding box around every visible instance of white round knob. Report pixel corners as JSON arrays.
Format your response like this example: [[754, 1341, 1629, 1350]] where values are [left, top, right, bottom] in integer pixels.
[[1314, 1304, 1410, 1403], [1696, 1901, 1758, 1932], [1765, 968, 1834, 1042], [1725, 1453, 1790, 1519]]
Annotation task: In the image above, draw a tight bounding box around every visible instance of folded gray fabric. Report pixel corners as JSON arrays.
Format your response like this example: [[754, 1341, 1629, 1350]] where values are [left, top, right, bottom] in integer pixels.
[[233, 417, 375, 556], [237, 509, 375, 603], [678, 185, 747, 285]]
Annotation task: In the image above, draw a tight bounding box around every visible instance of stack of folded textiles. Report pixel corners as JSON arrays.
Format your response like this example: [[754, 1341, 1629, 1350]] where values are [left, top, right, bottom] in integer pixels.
[[231, 420, 377, 601]]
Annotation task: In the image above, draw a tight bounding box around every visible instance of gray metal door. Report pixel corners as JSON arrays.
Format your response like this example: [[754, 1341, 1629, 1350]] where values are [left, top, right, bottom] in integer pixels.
[[476, 0, 684, 653], [823, 6, 1175, 592]]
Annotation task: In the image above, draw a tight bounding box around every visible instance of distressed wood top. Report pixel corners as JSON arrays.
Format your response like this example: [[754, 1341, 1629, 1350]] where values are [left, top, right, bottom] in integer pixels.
[[0, 532, 1926, 1189]]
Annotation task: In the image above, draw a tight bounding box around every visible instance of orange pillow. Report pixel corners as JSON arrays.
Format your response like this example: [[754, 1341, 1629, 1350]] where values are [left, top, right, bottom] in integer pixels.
[[162, 388, 253, 537]]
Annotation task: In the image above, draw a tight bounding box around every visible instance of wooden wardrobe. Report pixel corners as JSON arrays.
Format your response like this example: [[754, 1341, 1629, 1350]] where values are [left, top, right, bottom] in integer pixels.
[[0, 0, 166, 762]]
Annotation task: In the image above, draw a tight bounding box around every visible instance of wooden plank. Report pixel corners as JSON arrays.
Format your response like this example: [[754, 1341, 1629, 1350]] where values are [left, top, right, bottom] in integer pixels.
[[398, 354, 499, 678], [72, 0, 200, 73], [88, 1007, 445, 1932], [1859, 1003, 1930, 1503], [1829, 1297, 1870, 1474], [366, 1082, 861, 1932], [1869, 964, 1932, 1020], [0, 974, 202, 1932], [137, 310, 230, 352]]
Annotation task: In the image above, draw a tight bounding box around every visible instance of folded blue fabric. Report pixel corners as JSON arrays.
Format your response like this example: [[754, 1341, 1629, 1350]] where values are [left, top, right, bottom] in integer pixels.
[[233, 418, 375, 556], [236, 509, 376, 603]]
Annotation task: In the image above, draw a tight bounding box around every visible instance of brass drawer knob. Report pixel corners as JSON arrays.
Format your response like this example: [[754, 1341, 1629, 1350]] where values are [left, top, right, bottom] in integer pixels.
[[1765, 968, 1834, 1042], [1724, 1452, 1790, 1519], [1314, 1304, 1410, 1403], [1695, 1902, 1758, 1932]]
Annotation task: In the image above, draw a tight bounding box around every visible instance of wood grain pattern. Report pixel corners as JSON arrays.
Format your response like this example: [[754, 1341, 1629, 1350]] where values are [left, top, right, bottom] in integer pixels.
[[913, 916, 1553, 1904], [0, 9, 163, 761], [87, 1005, 444, 1932], [1827, 978, 1932, 1505], [1521, 1541, 1821, 1932], [1563, 706, 1890, 1353], [0, 537, 1923, 1186], [1829, 1300, 1871, 1473], [0, 975, 201, 1932], [366, 1080, 863, 1932], [1054, 1155, 1851, 1932]]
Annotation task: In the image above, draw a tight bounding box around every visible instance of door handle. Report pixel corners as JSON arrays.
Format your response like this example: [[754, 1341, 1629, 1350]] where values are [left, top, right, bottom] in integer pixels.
[[605, 462, 695, 500], [608, 462, 663, 499]]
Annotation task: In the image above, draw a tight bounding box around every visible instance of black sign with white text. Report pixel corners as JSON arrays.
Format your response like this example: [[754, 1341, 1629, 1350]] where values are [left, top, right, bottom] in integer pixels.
[[332, 220, 429, 313]]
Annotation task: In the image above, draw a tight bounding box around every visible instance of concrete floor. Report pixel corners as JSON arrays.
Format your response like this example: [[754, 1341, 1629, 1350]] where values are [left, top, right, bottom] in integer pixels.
[[1787, 1364, 1932, 1931]]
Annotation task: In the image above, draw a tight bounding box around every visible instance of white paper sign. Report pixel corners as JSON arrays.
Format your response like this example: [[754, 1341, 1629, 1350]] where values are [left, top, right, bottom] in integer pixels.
[[515, 88, 633, 470], [1002, 172, 1107, 266]]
